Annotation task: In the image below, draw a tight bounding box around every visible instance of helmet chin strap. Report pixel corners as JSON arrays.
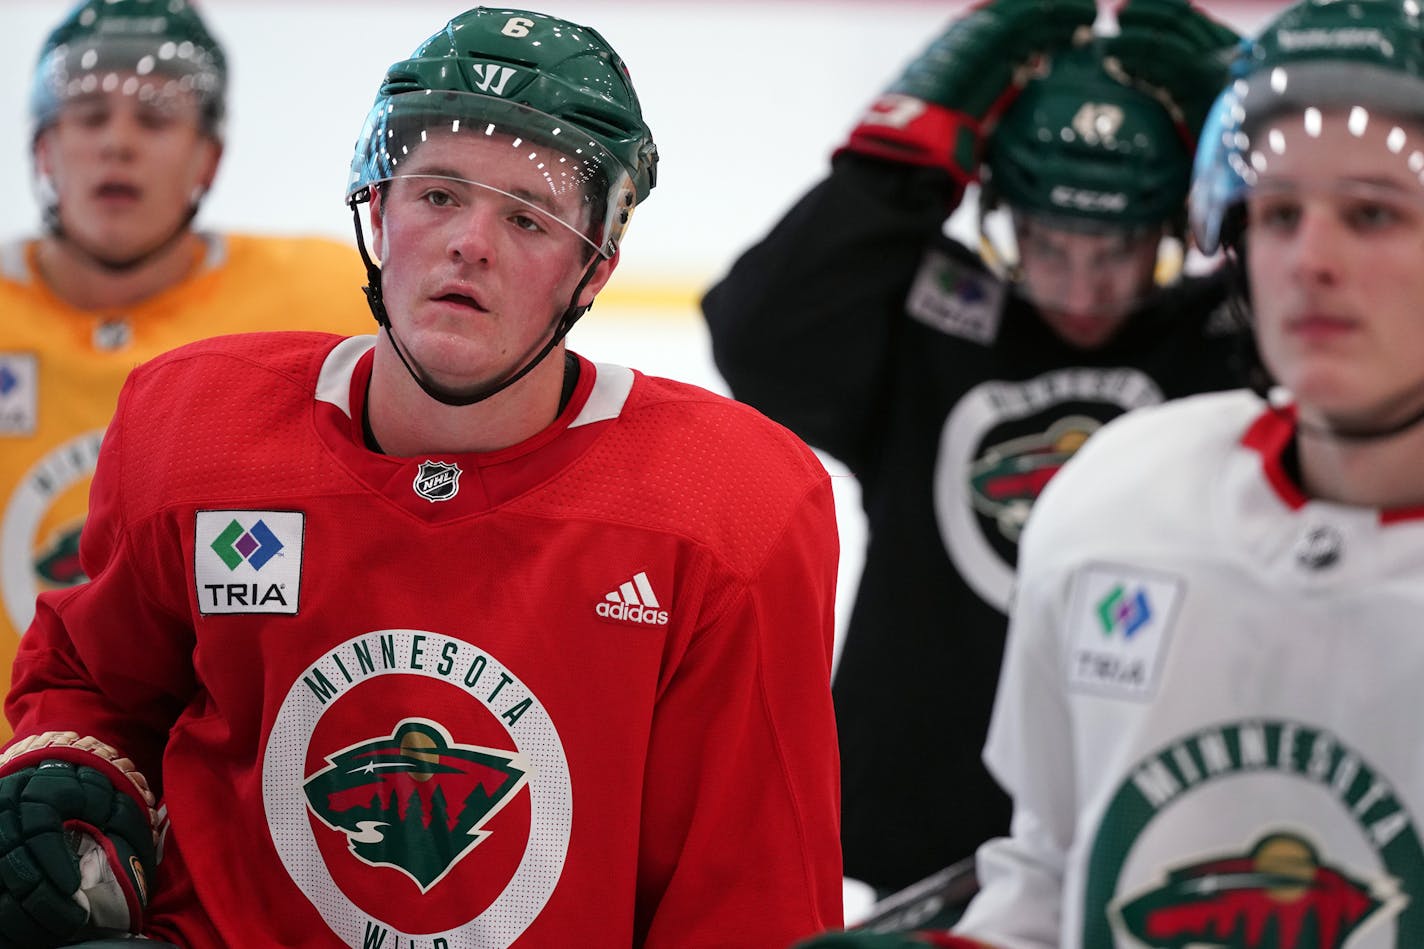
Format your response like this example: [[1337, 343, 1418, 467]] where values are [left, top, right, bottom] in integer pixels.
[[1287, 387, 1424, 443], [350, 201, 599, 408], [44, 201, 200, 273]]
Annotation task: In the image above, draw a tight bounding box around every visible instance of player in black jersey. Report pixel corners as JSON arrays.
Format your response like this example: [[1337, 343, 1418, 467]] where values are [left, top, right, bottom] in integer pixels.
[[703, 0, 1243, 900]]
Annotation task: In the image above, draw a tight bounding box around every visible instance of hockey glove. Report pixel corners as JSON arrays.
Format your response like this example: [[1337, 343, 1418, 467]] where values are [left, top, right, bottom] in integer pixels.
[[0, 759, 156, 948], [841, 0, 1096, 184], [1106, 0, 1241, 145]]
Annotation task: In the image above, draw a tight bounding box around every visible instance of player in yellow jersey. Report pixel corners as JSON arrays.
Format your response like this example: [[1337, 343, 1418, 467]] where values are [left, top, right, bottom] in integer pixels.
[[0, 0, 370, 739]]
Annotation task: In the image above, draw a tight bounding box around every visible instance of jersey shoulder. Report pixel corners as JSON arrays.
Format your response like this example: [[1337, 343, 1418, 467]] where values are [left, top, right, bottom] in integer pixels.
[[114, 332, 347, 505], [1022, 389, 1263, 568], [542, 367, 834, 575], [201, 234, 370, 336]]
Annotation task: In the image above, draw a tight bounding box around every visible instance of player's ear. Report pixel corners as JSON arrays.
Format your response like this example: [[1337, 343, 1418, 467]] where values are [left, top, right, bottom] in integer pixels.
[[368, 187, 387, 261], [33, 132, 54, 179], [577, 248, 620, 309], [197, 138, 222, 191]]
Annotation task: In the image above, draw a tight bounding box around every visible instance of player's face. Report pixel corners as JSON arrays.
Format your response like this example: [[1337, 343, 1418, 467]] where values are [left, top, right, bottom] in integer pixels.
[[1246, 112, 1424, 430], [35, 79, 219, 258], [1015, 217, 1162, 350], [368, 132, 615, 391]]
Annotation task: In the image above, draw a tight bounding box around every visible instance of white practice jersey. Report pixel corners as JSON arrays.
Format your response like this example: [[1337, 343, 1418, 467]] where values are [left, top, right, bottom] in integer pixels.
[[955, 388, 1424, 949]]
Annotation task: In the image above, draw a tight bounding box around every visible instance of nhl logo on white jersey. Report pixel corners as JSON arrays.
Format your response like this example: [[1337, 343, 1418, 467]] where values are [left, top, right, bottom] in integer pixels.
[[413, 460, 461, 503]]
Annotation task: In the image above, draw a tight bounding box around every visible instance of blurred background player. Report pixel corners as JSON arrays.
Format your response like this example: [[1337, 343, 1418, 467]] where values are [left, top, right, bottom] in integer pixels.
[[0, 6, 842, 946], [800, 0, 1424, 946], [0, 0, 369, 735], [702, 0, 1241, 901]]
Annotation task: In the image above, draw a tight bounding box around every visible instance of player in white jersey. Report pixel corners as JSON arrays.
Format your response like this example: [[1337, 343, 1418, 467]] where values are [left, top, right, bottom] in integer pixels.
[[796, 0, 1424, 947]]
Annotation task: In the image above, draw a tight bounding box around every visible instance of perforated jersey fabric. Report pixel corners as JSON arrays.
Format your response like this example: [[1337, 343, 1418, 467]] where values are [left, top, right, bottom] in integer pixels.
[[7, 332, 843, 948]]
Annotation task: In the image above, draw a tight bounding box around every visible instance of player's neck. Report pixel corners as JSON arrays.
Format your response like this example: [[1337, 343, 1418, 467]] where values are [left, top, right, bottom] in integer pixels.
[[365, 338, 567, 456], [1298, 421, 1424, 510], [33, 231, 205, 312]]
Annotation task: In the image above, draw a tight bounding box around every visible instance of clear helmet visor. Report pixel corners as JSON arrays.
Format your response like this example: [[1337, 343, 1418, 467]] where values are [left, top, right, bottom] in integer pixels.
[[1191, 62, 1424, 254], [30, 34, 224, 136], [347, 90, 637, 259]]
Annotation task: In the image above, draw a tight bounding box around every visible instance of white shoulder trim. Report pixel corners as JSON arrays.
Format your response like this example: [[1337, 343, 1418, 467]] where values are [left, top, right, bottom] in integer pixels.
[[315, 335, 377, 418], [196, 232, 227, 272], [0, 240, 32, 283], [570, 363, 634, 429]]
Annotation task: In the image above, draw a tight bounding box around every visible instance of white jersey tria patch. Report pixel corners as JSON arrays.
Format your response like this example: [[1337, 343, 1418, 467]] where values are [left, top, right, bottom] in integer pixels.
[[194, 510, 305, 615], [1065, 562, 1183, 701]]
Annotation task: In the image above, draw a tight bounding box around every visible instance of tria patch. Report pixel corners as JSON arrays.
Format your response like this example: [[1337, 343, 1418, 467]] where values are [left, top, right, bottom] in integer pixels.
[[193, 510, 304, 615], [413, 460, 461, 502], [905, 249, 1004, 344], [0, 352, 38, 436], [1065, 562, 1183, 701]]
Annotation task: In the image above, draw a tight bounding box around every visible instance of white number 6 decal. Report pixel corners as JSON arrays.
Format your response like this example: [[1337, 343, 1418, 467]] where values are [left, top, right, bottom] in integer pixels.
[[502, 17, 535, 38]]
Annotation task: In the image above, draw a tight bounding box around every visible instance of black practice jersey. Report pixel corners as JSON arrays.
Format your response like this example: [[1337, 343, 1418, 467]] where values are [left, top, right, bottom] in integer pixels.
[[701, 154, 1243, 892]]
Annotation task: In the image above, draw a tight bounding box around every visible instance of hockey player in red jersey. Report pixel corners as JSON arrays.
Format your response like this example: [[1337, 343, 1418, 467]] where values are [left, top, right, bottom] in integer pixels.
[[0, 7, 843, 948]]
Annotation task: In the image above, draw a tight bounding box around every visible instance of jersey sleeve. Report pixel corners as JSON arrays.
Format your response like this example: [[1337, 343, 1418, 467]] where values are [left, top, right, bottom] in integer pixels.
[[700, 154, 958, 472], [950, 492, 1080, 948], [4, 372, 194, 788], [636, 475, 843, 948]]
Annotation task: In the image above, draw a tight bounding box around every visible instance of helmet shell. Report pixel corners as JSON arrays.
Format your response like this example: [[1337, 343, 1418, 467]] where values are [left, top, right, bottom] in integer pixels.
[[985, 43, 1191, 230], [30, 0, 227, 139], [1191, 0, 1424, 253], [348, 7, 657, 255]]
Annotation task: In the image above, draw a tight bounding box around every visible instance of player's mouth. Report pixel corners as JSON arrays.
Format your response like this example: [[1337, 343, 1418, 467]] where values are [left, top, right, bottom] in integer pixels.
[[92, 182, 143, 205], [430, 286, 487, 312], [1287, 312, 1357, 344]]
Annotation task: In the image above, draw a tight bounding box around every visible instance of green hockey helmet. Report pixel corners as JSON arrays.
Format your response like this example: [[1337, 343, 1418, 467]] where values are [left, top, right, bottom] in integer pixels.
[[984, 42, 1193, 233], [30, 0, 227, 140], [347, 7, 658, 259], [1191, 0, 1424, 255]]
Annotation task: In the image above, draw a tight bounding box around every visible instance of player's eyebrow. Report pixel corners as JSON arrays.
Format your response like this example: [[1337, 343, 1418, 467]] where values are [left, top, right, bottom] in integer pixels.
[[402, 165, 569, 214]]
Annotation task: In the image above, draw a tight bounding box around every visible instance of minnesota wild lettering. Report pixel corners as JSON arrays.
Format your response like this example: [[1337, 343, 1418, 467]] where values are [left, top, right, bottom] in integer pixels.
[[360, 924, 451, 948], [301, 632, 534, 727]]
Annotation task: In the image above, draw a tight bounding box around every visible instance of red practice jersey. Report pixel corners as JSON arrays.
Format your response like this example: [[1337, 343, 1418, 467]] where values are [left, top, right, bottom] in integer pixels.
[[7, 332, 843, 948]]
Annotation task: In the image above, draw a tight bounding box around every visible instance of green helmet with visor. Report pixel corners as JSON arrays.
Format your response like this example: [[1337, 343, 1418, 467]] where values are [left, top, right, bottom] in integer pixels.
[[347, 6, 658, 261], [984, 42, 1194, 234], [30, 0, 227, 141], [1191, 0, 1424, 256]]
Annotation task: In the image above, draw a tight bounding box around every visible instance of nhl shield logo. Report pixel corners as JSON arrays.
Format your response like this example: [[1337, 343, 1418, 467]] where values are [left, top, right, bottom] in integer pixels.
[[413, 460, 461, 502]]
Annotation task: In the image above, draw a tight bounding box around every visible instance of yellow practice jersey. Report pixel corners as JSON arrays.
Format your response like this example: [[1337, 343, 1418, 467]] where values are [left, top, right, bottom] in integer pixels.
[[0, 233, 372, 736]]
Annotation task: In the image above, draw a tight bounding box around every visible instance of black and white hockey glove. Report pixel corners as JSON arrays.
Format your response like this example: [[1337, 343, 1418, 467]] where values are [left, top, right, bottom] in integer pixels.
[[0, 756, 156, 947]]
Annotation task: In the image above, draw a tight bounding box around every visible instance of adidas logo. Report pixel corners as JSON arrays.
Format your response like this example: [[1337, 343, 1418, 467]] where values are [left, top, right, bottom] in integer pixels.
[[596, 571, 670, 626]]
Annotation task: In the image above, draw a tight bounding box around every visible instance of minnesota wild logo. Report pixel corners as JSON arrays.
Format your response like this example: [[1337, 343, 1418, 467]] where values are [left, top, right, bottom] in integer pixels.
[[304, 719, 530, 891], [1117, 832, 1393, 948]]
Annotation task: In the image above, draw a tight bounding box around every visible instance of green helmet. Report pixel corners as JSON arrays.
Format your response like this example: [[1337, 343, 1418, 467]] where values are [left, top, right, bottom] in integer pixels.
[[984, 42, 1193, 231], [348, 7, 658, 258], [30, 0, 227, 140], [1191, 0, 1424, 254]]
